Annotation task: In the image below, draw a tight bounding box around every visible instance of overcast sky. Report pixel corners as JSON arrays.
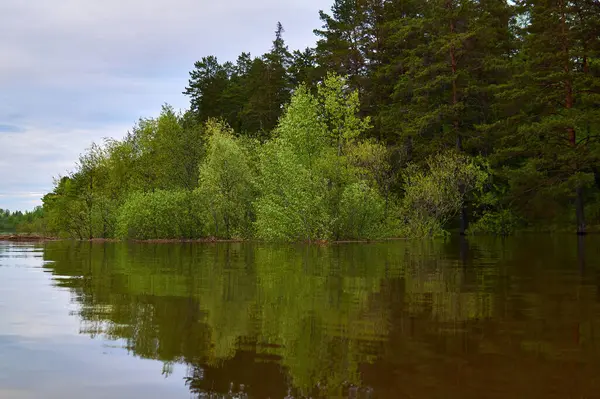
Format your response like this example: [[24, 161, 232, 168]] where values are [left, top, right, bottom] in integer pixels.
[[0, 0, 332, 211]]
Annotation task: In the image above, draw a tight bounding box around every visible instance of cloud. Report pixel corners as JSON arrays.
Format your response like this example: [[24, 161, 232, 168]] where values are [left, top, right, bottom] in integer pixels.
[[0, 124, 131, 210], [0, 124, 24, 133], [0, 0, 332, 210]]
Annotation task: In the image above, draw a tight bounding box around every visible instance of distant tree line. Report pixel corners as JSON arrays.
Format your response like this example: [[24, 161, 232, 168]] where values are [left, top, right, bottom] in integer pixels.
[[0, 207, 44, 234], [31, 0, 600, 240]]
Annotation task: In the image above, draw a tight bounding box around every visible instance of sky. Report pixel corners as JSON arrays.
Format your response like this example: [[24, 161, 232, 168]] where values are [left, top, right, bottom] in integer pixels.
[[0, 0, 332, 211]]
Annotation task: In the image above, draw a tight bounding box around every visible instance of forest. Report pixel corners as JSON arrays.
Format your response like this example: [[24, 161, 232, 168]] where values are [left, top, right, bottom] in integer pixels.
[[20, 0, 600, 240]]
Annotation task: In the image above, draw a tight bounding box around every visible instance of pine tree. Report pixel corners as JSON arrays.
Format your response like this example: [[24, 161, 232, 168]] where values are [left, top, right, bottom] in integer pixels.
[[183, 56, 232, 122], [315, 0, 384, 96], [492, 0, 600, 233], [380, 0, 516, 232], [242, 22, 292, 137], [381, 0, 515, 149], [222, 52, 254, 132], [289, 48, 320, 89]]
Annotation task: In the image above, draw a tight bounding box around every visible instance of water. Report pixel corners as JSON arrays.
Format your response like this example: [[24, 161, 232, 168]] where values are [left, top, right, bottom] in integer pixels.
[[0, 237, 599, 398]]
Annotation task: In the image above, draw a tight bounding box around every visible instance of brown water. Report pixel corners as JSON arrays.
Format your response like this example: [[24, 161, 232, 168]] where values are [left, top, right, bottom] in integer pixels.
[[0, 237, 599, 398]]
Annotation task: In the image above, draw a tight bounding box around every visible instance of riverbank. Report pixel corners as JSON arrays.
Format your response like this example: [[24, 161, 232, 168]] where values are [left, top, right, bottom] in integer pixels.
[[0, 234, 59, 242], [0, 235, 409, 245], [1, 232, 594, 245]]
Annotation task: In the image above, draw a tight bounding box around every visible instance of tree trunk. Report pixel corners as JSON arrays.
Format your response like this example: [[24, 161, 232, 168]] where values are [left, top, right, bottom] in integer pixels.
[[448, 0, 459, 145], [459, 183, 468, 236], [447, 0, 467, 235], [88, 175, 93, 240], [592, 167, 600, 190], [576, 186, 586, 235], [456, 134, 463, 152], [561, 0, 585, 235]]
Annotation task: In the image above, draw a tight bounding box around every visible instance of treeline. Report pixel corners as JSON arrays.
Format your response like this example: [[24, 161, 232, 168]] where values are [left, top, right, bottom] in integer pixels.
[[0, 207, 44, 234], [41, 0, 600, 240], [44, 75, 479, 240]]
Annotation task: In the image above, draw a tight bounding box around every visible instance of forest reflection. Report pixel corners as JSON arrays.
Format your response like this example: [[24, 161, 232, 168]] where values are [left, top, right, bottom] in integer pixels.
[[41, 237, 600, 398]]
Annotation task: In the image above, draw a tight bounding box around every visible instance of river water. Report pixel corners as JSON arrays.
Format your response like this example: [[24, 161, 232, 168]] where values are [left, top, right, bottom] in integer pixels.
[[0, 237, 599, 398]]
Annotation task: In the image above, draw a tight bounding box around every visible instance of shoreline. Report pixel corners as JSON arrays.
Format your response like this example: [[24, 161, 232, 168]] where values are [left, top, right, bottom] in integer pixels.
[[2, 232, 596, 244], [0, 235, 408, 245], [0, 234, 60, 242]]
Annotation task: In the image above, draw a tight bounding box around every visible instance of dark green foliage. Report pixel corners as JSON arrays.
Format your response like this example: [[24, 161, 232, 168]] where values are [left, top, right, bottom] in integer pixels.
[[184, 23, 293, 138], [488, 0, 600, 232], [468, 209, 520, 236]]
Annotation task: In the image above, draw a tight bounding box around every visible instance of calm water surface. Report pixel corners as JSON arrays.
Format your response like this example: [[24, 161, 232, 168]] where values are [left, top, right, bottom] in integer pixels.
[[1, 237, 599, 398]]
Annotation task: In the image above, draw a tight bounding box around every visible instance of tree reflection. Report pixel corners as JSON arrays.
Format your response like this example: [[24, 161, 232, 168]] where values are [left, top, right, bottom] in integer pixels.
[[41, 237, 600, 398]]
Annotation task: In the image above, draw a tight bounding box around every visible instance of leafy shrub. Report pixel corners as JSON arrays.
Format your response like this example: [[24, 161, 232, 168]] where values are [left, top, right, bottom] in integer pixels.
[[255, 78, 393, 242], [400, 151, 488, 237], [468, 209, 521, 236], [337, 182, 387, 240], [198, 120, 256, 238], [116, 190, 204, 239], [254, 85, 333, 242]]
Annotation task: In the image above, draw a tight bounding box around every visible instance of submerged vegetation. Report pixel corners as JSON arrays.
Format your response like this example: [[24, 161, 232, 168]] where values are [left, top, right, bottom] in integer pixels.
[[12, 0, 600, 240]]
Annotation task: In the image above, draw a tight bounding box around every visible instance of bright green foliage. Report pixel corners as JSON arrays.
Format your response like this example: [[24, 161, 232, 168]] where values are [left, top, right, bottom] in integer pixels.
[[43, 177, 89, 239], [318, 72, 372, 155], [255, 86, 333, 241], [346, 139, 396, 204], [125, 105, 205, 192], [41, 142, 118, 240], [317, 74, 379, 239], [198, 120, 256, 238], [42, 104, 206, 240], [116, 190, 203, 240], [255, 77, 391, 241], [338, 182, 388, 239], [401, 151, 489, 237]]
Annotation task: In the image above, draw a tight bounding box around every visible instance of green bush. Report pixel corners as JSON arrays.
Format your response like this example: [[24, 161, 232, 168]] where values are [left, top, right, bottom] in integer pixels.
[[116, 190, 204, 240], [337, 182, 387, 240], [468, 209, 521, 236], [254, 78, 394, 242], [254, 86, 333, 242], [400, 151, 489, 237], [198, 120, 256, 239]]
